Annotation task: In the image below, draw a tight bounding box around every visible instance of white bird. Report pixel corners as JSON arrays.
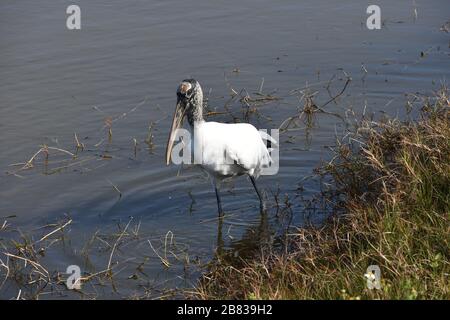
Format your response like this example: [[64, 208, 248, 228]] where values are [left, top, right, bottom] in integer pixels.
[[165, 79, 275, 215]]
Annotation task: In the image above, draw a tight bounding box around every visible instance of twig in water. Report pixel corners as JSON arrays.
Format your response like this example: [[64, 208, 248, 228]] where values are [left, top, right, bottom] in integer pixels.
[[37, 219, 72, 243], [107, 217, 133, 271], [74, 133, 85, 151], [132, 138, 139, 157], [148, 239, 170, 268], [258, 77, 265, 94], [319, 75, 352, 110], [279, 74, 351, 132], [7, 145, 76, 176], [106, 179, 122, 198]]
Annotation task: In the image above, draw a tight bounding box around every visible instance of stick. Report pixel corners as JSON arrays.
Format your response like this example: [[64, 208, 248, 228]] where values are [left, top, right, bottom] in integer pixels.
[[107, 217, 133, 271], [37, 219, 72, 243]]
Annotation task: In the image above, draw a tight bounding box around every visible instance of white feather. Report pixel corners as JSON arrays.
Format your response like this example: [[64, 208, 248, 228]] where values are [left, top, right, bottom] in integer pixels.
[[194, 121, 272, 178]]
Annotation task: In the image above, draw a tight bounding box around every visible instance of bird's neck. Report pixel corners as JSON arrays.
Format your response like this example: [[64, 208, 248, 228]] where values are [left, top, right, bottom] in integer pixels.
[[187, 105, 204, 127], [187, 90, 204, 127]]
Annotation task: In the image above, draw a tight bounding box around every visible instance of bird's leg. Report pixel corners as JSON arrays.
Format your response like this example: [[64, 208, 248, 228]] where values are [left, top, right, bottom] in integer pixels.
[[214, 181, 224, 217], [216, 214, 224, 257], [249, 176, 266, 212]]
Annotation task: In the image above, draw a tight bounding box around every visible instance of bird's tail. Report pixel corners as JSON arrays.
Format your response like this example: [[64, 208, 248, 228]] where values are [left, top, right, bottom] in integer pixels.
[[259, 130, 278, 150], [256, 131, 278, 177]]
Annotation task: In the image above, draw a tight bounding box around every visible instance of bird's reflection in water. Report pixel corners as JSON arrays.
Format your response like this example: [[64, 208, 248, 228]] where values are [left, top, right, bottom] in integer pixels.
[[213, 210, 274, 266]]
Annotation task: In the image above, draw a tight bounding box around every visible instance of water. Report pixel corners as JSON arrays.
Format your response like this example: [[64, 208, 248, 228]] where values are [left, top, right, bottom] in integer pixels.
[[0, 0, 449, 298]]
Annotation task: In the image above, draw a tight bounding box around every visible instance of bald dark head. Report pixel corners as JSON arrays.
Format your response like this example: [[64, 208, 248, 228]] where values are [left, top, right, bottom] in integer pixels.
[[177, 79, 198, 99]]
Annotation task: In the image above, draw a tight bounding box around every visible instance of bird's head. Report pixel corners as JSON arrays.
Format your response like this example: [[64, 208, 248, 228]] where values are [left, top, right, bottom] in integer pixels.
[[165, 79, 203, 165]]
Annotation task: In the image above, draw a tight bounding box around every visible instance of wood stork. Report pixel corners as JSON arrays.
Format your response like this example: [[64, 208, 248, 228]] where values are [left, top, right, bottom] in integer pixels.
[[165, 79, 274, 216]]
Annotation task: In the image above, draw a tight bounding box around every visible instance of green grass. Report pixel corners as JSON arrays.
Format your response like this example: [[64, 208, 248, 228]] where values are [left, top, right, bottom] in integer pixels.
[[193, 88, 450, 300]]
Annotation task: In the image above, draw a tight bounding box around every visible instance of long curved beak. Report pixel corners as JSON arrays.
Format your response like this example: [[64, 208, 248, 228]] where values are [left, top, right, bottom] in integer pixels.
[[165, 100, 185, 165]]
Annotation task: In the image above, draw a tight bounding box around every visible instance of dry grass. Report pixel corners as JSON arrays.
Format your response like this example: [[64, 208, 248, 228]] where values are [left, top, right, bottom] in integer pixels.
[[193, 87, 450, 300]]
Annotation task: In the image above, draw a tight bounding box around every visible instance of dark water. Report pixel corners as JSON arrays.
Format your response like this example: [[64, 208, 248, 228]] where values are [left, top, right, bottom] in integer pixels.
[[0, 0, 449, 298]]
